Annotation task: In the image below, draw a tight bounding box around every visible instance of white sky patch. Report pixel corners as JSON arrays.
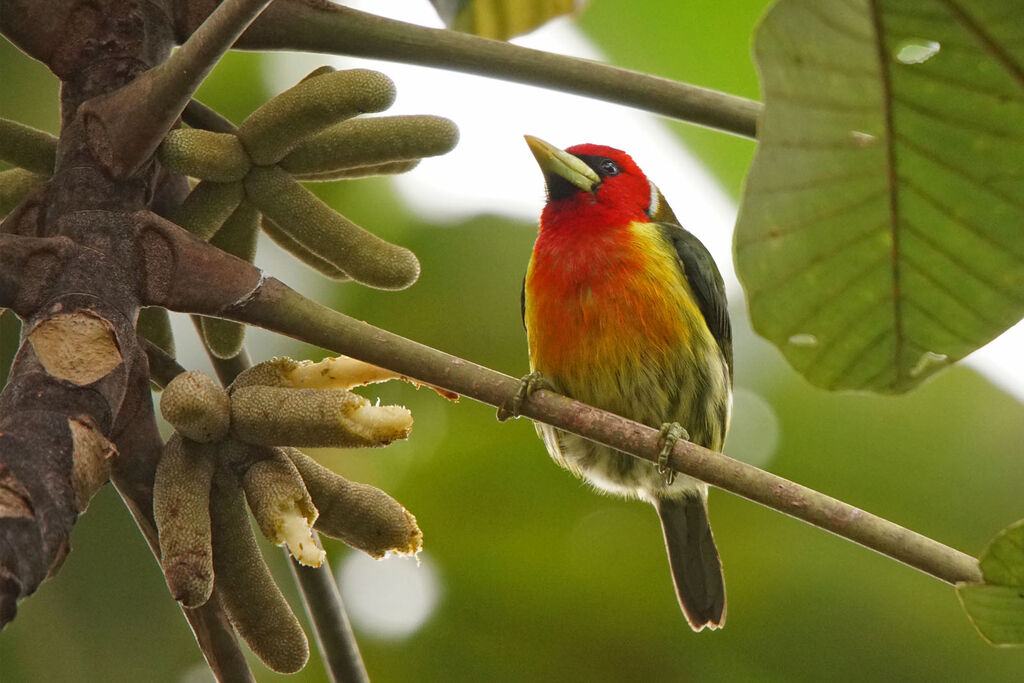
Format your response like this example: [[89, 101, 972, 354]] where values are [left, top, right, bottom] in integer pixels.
[[338, 552, 441, 639], [965, 321, 1024, 403]]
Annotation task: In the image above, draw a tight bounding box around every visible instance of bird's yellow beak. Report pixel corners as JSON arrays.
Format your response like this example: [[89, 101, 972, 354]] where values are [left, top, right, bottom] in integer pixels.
[[524, 135, 600, 193]]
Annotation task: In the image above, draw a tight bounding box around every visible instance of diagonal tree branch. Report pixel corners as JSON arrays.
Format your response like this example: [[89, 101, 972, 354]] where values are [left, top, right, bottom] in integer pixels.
[[170, 275, 980, 587], [184, 0, 762, 139]]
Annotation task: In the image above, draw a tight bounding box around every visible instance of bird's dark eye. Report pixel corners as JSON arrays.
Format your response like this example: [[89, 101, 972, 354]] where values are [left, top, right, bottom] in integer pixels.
[[599, 159, 621, 177]]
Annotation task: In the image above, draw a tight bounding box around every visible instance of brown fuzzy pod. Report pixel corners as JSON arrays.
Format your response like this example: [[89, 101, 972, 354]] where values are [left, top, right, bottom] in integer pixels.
[[160, 370, 231, 442], [153, 434, 216, 607], [241, 447, 323, 567], [286, 448, 422, 559], [210, 466, 309, 674], [230, 384, 412, 448]]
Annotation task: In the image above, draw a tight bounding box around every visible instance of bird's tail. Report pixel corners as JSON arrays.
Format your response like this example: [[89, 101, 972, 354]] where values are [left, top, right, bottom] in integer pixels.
[[654, 495, 726, 631]]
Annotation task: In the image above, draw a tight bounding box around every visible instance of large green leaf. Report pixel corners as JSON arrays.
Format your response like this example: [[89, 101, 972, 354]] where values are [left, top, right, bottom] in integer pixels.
[[736, 0, 1024, 393], [958, 520, 1024, 646], [429, 0, 582, 40]]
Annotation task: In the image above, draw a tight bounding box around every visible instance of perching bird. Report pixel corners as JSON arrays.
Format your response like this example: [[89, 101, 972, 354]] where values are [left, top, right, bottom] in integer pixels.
[[505, 136, 732, 630]]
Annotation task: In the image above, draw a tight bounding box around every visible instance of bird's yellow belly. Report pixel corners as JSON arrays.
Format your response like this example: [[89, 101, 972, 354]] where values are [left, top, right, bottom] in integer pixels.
[[523, 224, 730, 499]]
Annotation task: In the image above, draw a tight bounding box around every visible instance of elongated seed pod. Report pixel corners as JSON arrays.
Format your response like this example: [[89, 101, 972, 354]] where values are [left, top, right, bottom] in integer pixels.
[[0, 118, 57, 174], [230, 385, 412, 448], [241, 446, 324, 567], [0, 168, 46, 217], [169, 180, 244, 241], [137, 306, 175, 359], [299, 65, 336, 82], [279, 115, 458, 176], [286, 448, 422, 558], [292, 159, 420, 182], [228, 356, 297, 392], [246, 166, 419, 290], [160, 371, 231, 443], [154, 434, 217, 607], [158, 128, 251, 182], [261, 216, 350, 281], [199, 202, 261, 358], [237, 69, 396, 165], [211, 466, 309, 673]]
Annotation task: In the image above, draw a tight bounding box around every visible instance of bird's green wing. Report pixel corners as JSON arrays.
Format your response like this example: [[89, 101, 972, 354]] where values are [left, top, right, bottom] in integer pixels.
[[658, 222, 733, 379], [520, 276, 527, 331]]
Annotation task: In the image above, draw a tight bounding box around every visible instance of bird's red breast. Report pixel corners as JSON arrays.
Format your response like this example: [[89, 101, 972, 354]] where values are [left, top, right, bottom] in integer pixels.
[[523, 142, 704, 387], [525, 218, 699, 386]]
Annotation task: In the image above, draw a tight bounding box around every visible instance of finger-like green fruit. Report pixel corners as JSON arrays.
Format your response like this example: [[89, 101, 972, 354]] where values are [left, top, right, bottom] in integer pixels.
[[246, 166, 419, 290], [137, 306, 175, 359], [287, 448, 422, 559], [154, 433, 216, 607], [211, 466, 309, 673], [230, 384, 412, 448], [292, 159, 420, 182], [261, 216, 350, 281], [199, 202, 261, 358], [169, 180, 244, 241], [0, 168, 46, 217], [279, 115, 458, 176], [238, 69, 396, 165], [160, 371, 231, 442], [0, 118, 57, 174], [241, 446, 323, 566], [158, 128, 251, 182]]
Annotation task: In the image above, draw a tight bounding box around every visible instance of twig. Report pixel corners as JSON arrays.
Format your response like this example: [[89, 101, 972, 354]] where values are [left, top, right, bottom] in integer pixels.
[[289, 551, 369, 683], [229, 276, 981, 586], [237, 1, 761, 139]]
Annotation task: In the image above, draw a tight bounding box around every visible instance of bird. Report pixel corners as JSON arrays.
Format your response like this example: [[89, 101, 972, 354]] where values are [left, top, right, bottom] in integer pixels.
[[503, 136, 733, 630]]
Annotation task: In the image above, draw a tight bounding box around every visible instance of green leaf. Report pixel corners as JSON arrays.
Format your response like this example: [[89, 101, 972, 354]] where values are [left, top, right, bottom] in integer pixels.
[[429, 0, 582, 40], [957, 585, 1024, 646], [736, 0, 1024, 393], [979, 520, 1024, 587], [958, 520, 1024, 645]]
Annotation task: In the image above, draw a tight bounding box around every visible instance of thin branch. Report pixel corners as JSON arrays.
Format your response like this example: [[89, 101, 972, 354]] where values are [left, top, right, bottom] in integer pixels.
[[81, 0, 276, 177], [289, 551, 369, 683], [225, 276, 981, 586], [232, 0, 761, 139]]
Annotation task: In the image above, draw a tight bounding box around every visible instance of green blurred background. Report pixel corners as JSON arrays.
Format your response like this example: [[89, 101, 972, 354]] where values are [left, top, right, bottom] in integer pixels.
[[3, 0, 1024, 680]]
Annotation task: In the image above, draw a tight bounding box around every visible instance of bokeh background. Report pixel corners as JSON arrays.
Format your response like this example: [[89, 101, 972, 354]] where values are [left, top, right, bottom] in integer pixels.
[[3, 0, 1024, 680]]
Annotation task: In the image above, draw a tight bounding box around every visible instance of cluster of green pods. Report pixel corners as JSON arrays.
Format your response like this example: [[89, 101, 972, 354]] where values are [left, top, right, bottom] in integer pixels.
[[155, 357, 422, 673]]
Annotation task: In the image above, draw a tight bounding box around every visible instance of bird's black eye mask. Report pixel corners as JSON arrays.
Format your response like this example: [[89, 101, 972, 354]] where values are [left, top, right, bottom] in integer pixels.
[[577, 155, 622, 178], [545, 155, 621, 202]]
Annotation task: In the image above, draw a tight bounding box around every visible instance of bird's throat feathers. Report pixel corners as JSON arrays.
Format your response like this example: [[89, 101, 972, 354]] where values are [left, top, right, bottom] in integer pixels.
[[526, 219, 699, 382]]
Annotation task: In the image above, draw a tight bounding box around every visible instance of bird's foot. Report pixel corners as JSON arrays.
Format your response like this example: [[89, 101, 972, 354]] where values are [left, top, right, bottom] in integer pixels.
[[497, 371, 551, 422], [656, 422, 689, 486]]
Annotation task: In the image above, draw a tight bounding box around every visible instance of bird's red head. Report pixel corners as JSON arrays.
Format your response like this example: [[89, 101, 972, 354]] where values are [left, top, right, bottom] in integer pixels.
[[525, 137, 658, 234]]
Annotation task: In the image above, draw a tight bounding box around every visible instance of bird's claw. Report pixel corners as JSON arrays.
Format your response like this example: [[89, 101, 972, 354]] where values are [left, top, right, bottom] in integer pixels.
[[657, 422, 689, 485], [497, 371, 550, 422]]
